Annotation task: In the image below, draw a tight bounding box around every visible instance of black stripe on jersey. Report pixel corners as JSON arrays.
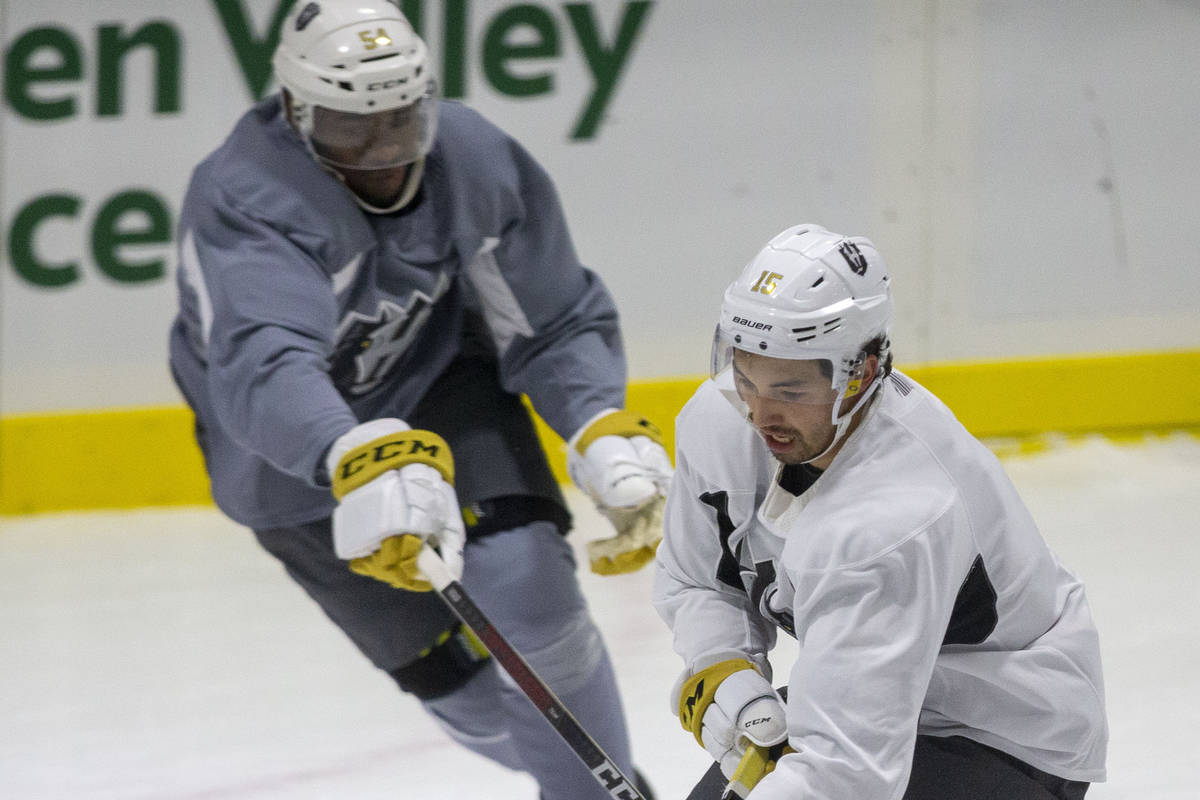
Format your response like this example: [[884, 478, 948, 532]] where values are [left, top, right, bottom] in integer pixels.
[[942, 554, 999, 646], [889, 372, 914, 395], [699, 491, 745, 592]]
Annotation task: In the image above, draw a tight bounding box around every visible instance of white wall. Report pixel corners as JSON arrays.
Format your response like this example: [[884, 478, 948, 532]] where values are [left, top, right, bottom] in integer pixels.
[[3, 0, 1198, 414]]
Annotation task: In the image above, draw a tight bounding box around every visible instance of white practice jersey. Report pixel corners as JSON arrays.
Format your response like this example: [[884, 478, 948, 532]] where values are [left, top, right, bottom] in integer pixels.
[[654, 370, 1107, 798]]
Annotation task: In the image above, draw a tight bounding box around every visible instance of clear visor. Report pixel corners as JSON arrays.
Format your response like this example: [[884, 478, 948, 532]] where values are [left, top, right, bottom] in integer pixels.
[[710, 327, 841, 406], [310, 82, 438, 170]]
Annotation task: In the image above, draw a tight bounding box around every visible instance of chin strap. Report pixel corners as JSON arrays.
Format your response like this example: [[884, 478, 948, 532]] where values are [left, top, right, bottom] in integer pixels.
[[344, 158, 425, 214], [797, 374, 883, 465]]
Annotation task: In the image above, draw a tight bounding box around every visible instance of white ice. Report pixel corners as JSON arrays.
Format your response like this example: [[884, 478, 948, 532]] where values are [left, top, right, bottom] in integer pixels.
[[2, 434, 1197, 799]]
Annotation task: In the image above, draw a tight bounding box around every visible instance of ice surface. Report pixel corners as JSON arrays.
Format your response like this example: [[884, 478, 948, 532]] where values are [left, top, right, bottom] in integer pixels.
[[1, 434, 1196, 799]]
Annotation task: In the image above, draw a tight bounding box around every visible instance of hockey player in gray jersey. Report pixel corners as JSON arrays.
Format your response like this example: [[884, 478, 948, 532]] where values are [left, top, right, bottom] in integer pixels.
[[653, 224, 1107, 799], [168, 2, 668, 797]]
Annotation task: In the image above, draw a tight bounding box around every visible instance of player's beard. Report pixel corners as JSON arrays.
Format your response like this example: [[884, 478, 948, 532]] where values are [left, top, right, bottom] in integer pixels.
[[752, 421, 835, 465], [340, 164, 410, 208]]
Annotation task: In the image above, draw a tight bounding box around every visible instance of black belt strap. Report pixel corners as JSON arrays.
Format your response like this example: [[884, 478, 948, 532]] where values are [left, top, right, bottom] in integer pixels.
[[461, 494, 572, 539]]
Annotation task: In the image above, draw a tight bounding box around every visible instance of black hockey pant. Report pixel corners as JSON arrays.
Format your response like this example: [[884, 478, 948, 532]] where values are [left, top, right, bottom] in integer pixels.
[[687, 734, 1089, 799]]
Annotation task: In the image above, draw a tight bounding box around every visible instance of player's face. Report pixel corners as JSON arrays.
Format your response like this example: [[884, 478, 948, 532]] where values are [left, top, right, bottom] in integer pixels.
[[309, 82, 437, 171], [303, 86, 438, 208], [311, 105, 426, 169], [309, 106, 422, 208], [731, 351, 840, 464]]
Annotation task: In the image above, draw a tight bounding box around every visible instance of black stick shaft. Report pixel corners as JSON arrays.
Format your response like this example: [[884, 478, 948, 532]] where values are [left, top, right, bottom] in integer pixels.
[[418, 547, 646, 800]]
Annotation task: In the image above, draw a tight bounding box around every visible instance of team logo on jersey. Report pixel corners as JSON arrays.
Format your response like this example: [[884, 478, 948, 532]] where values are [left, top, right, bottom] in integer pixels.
[[699, 490, 796, 638], [744, 559, 795, 637], [838, 241, 869, 276], [329, 274, 450, 396]]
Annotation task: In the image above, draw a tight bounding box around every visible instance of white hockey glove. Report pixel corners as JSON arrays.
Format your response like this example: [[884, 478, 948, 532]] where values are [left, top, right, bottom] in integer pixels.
[[567, 408, 673, 575], [674, 659, 788, 780], [327, 419, 465, 592]]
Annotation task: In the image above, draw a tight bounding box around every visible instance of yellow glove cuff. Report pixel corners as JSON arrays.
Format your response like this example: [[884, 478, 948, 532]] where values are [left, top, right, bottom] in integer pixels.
[[678, 658, 758, 746], [331, 429, 454, 500], [573, 409, 663, 454]]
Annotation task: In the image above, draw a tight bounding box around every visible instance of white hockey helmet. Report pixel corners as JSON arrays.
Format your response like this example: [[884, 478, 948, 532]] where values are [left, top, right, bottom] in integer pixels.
[[712, 224, 893, 437], [273, 0, 437, 170]]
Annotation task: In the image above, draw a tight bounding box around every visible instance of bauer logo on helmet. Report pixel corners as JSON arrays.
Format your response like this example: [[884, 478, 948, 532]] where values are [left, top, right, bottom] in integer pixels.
[[732, 316, 773, 332]]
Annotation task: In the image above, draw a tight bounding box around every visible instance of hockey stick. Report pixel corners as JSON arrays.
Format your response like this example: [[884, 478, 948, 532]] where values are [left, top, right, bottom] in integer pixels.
[[719, 741, 791, 800], [416, 546, 647, 800], [720, 743, 771, 799]]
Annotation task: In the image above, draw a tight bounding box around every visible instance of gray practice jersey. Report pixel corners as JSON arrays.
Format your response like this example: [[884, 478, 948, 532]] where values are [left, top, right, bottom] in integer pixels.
[[654, 371, 1107, 798], [170, 96, 625, 529]]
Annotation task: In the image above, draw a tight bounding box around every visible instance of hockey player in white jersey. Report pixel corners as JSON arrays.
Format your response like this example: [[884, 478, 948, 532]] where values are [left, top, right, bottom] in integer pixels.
[[169, 2, 668, 797], [653, 224, 1107, 799]]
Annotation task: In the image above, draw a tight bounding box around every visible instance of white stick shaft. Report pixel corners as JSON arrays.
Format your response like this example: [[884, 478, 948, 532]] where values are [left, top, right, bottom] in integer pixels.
[[417, 545, 455, 591]]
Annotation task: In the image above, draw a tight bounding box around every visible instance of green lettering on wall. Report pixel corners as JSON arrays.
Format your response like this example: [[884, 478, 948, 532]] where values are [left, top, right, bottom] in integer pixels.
[[91, 190, 172, 283], [4, 27, 84, 120], [96, 22, 182, 116], [9, 194, 83, 287], [483, 4, 560, 97], [403, 0, 469, 99], [565, 1, 653, 140], [211, 0, 298, 100], [441, 0, 470, 98], [399, 0, 424, 34], [200, 0, 653, 139]]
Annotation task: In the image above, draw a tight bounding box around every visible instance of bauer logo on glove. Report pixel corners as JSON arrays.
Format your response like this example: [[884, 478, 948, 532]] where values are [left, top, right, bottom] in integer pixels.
[[567, 408, 674, 575]]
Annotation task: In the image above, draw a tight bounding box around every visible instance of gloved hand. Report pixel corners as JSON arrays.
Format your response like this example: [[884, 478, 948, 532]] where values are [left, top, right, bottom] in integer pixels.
[[567, 408, 673, 575], [327, 418, 465, 591], [674, 659, 788, 780]]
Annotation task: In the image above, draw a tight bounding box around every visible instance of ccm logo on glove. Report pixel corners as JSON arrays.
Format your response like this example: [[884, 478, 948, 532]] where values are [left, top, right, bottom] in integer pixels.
[[333, 430, 454, 498]]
